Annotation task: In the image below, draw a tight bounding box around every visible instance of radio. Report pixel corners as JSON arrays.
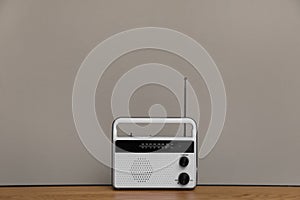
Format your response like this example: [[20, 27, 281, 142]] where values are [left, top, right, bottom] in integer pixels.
[[112, 118, 197, 189], [112, 78, 197, 189]]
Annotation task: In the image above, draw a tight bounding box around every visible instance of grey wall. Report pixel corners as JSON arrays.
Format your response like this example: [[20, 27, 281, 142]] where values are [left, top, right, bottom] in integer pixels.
[[1, 0, 300, 185]]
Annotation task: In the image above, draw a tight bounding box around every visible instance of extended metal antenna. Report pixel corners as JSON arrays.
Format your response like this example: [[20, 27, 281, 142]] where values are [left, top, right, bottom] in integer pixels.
[[184, 77, 187, 137]]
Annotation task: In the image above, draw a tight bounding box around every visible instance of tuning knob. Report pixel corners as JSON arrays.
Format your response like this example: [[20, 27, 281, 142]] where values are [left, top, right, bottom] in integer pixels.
[[179, 156, 189, 167], [178, 173, 190, 185]]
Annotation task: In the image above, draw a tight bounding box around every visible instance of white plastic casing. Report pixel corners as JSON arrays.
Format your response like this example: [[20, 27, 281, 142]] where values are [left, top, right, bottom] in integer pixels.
[[112, 118, 197, 189]]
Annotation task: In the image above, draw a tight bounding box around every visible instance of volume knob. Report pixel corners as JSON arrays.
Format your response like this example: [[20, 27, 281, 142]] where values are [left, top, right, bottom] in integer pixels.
[[178, 173, 190, 185], [179, 156, 189, 167]]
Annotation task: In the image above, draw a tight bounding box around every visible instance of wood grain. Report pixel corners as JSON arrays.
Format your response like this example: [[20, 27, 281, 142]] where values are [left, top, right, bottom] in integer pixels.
[[1, 186, 300, 200]]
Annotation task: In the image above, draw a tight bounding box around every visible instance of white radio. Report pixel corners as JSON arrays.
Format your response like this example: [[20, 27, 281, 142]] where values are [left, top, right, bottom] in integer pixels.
[[112, 77, 197, 189], [112, 117, 197, 189]]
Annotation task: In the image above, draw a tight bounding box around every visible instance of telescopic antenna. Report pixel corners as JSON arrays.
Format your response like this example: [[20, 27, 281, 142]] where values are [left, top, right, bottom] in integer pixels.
[[184, 77, 187, 137]]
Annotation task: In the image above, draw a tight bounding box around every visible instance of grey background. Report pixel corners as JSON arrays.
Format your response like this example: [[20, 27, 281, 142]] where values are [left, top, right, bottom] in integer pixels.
[[1, 0, 300, 185]]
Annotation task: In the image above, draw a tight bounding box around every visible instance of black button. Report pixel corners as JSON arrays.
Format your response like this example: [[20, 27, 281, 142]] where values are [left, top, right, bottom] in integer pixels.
[[178, 173, 190, 185], [179, 156, 189, 167]]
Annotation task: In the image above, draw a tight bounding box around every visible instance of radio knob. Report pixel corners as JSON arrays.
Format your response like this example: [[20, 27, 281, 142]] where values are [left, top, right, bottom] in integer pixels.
[[178, 173, 190, 185], [179, 156, 189, 167]]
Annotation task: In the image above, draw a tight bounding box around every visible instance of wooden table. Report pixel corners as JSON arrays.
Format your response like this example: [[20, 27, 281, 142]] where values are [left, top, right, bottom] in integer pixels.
[[1, 186, 300, 200]]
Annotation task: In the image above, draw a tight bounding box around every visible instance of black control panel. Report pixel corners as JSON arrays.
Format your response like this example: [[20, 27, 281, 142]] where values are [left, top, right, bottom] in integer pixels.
[[115, 140, 194, 153]]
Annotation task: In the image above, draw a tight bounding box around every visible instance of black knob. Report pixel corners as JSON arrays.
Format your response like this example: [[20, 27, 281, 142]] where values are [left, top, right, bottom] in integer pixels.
[[178, 173, 190, 185], [179, 156, 189, 167]]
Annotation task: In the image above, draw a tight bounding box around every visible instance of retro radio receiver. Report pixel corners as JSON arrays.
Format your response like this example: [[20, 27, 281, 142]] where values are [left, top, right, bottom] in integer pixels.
[[112, 78, 197, 189]]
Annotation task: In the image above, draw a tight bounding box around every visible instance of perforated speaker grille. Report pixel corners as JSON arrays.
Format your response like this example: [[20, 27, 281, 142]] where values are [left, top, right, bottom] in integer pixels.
[[130, 158, 153, 183], [114, 153, 196, 188]]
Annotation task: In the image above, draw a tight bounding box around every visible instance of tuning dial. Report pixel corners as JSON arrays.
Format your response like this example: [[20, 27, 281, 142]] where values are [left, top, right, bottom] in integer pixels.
[[179, 156, 189, 167], [178, 173, 190, 185]]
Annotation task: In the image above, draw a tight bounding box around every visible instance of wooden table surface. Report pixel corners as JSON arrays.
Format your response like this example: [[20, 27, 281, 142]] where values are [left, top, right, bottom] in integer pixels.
[[1, 186, 300, 200]]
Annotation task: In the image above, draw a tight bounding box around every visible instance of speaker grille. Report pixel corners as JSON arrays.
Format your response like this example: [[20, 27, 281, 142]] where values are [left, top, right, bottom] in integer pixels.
[[130, 158, 153, 183]]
